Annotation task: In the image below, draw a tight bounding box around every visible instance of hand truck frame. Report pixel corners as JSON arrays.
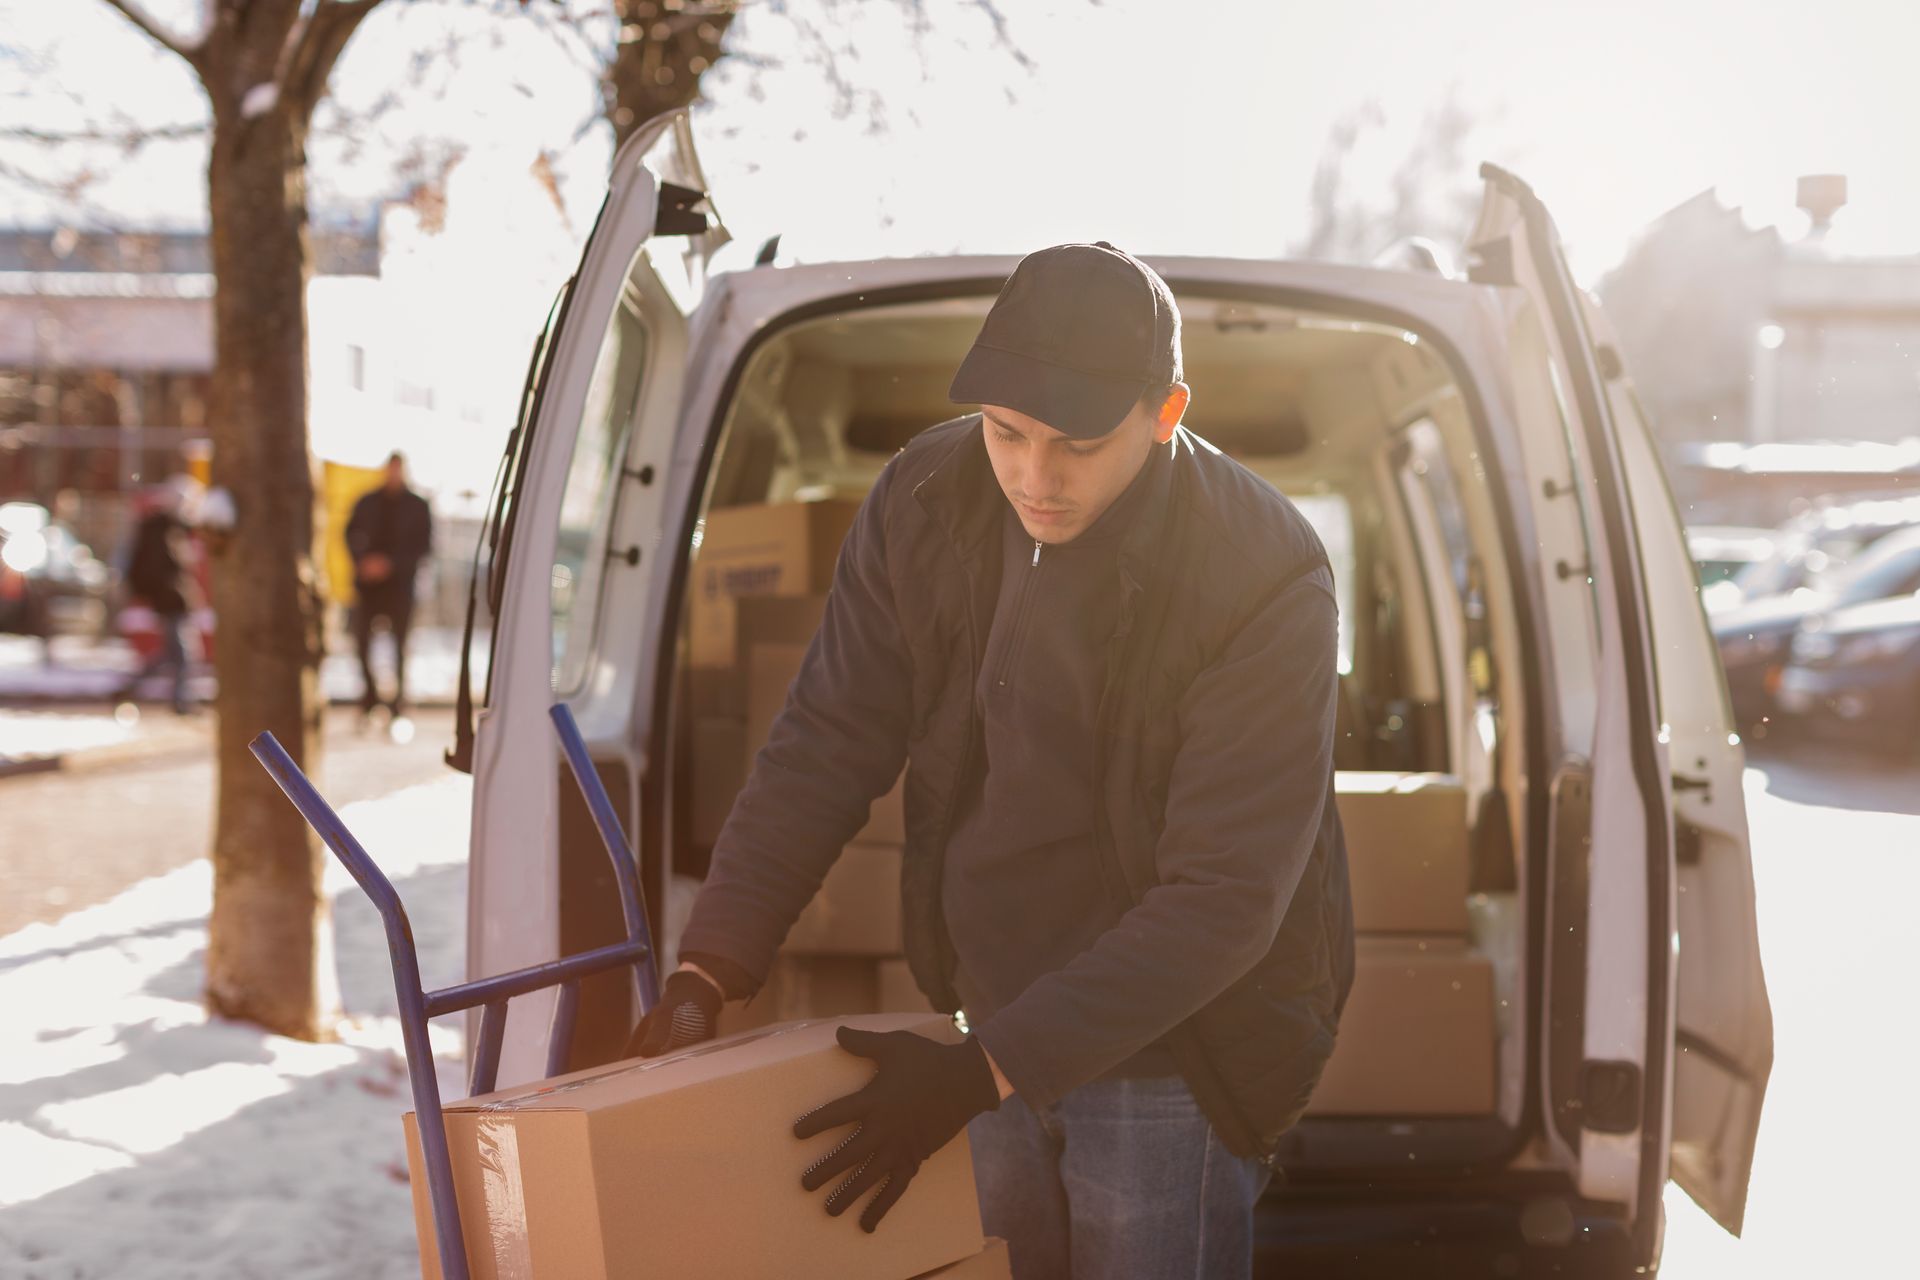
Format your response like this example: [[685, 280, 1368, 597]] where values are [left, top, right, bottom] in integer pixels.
[[250, 703, 661, 1280]]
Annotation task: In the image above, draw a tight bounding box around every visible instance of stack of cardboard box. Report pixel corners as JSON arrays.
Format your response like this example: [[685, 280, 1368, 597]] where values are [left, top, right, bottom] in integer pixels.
[[404, 1014, 1011, 1279], [686, 500, 937, 1032], [1308, 772, 1497, 1116]]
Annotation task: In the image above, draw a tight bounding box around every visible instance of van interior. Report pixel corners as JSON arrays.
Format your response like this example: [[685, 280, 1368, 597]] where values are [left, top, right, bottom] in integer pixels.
[[557, 290, 1540, 1189]]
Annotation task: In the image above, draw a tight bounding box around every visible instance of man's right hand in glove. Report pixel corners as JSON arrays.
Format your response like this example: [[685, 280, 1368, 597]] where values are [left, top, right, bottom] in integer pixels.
[[624, 965, 725, 1058]]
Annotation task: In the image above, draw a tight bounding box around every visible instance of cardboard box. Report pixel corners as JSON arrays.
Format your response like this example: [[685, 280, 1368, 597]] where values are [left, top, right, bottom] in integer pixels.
[[691, 595, 833, 719], [403, 1014, 982, 1280], [690, 717, 747, 846], [862, 774, 906, 844], [690, 501, 859, 669], [1335, 772, 1470, 934], [787, 844, 905, 955], [745, 641, 807, 769], [878, 957, 939, 1016], [916, 1238, 1011, 1278], [1307, 936, 1495, 1116], [717, 956, 882, 1037], [746, 640, 906, 844]]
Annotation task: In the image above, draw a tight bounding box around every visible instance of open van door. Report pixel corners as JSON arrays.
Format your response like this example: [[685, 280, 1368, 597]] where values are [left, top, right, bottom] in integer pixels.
[[1586, 296, 1773, 1236], [1467, 164, 1770, 1242], [460, 111, 723, 1086], [1465, 165, 1671, 1252]]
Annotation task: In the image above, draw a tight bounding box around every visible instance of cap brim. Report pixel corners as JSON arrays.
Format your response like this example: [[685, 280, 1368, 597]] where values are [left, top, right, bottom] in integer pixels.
[[948, 343, 1146, 441]]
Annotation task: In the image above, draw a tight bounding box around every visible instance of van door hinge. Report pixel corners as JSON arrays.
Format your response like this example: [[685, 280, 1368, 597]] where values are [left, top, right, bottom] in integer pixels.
[[1466, 236, 1516, 286], [655, 182, 710, 237], [1580, 1060, 1642, 1133]]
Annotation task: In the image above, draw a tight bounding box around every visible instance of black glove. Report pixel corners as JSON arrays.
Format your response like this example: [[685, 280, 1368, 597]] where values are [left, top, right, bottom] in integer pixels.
[[793, 1027, 1002, 1232], [624, 968, 723, 1058]]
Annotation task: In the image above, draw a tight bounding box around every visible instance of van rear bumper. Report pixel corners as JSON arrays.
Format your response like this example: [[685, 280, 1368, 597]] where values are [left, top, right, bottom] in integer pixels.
[[1254, 1187, 1642, 1278]]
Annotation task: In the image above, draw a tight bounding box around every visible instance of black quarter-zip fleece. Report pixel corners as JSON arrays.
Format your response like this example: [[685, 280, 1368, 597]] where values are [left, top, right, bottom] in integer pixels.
[[682, 416, 1350, 1154], [942, 451, 1178, 1077]]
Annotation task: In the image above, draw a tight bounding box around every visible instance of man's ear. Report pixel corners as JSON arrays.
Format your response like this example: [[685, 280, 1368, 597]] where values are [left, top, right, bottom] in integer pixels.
[[1154, 383, 1191, 443]]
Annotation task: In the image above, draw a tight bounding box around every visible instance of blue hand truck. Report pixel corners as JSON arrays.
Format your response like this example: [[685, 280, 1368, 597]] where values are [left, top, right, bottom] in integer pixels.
[[250, 704, 662, 1280]]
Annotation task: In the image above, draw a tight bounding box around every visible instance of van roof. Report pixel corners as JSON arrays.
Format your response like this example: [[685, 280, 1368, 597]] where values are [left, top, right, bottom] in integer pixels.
[[701, 252, 1482, 323]]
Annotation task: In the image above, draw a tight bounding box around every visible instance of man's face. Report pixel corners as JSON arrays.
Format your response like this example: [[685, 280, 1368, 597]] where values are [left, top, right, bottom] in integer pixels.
[[384, 458, 405, 491], [981, 400, 1160, 545]]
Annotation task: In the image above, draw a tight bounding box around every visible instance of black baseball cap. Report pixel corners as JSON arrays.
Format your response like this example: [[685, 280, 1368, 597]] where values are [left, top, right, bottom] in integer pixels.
[[949, 241, 1182, 440]]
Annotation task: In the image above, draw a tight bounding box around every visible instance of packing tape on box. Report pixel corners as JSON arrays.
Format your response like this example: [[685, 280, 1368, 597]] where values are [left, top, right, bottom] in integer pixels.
[[474, 1116, 535, 1280]]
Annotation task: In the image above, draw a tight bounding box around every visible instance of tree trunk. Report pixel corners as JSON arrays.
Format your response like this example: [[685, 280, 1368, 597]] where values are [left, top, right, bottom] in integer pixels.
[[607, 0, 734, 153], [199, 95, 333, 1042]]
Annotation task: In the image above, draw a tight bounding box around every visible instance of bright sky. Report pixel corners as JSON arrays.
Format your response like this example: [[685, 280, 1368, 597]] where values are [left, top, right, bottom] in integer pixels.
[[3, 0, 1918, 284]]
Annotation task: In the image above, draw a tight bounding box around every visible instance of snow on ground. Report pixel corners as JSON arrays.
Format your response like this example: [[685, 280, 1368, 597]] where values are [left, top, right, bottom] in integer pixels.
[[0, 775, 472, 1279], [0, 710, 137, 768]]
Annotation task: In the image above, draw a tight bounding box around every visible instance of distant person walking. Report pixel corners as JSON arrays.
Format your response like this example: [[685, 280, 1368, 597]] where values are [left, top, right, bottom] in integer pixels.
[[346, 451, 432, 726], [118, 489, 194, 715]]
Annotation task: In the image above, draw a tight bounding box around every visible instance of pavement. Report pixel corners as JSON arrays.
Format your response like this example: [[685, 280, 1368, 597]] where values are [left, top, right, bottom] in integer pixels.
[[0, 629, 485, 778], [0, 706, 460, 935]]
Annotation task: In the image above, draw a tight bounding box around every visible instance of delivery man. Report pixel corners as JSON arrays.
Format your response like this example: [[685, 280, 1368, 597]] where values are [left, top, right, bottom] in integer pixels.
[[630, 243, 1352, 1279]]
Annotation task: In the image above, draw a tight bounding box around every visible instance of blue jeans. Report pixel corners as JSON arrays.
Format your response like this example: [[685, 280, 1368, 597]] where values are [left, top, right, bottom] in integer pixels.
[[966, 1075, 1271, 1279], [128, 611, 189, 713]]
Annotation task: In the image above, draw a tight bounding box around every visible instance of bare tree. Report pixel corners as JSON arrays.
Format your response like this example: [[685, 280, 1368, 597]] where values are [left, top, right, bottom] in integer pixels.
[[26, 0, 1039, 1044], [91, 0, 391, 1042]]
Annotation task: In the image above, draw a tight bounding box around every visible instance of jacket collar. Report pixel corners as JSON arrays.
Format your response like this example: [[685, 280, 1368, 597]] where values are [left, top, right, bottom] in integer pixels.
[[912, 413, 1185, 581]]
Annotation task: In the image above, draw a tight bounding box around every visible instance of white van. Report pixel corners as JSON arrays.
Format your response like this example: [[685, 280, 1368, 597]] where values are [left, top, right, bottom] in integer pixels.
[[453, 113, 1771, 1274]]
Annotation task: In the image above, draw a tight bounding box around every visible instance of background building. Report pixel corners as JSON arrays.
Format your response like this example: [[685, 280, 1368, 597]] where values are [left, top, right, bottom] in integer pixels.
[[1602, 176, 1920, 526]]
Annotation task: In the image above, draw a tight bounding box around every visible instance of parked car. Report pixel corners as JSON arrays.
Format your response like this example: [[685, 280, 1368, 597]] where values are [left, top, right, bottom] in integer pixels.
[[1702, 492, 1920, 615], [1687, 524, 1776, 589], [448, 118, 1769, 1275], [1776, 591, 1920, 752], [1712, 522, 1920, 729], [0, 501, 109, 639]]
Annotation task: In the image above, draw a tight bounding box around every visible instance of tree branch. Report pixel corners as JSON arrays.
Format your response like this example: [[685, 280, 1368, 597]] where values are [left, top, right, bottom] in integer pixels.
[[0, 122, 208, 147], [98, 0, 205, 68], [286, 0, 387, 121]]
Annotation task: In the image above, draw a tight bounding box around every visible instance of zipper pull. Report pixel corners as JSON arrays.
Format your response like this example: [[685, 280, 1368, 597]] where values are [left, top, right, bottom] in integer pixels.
[[1032, 540, 1042, 568]]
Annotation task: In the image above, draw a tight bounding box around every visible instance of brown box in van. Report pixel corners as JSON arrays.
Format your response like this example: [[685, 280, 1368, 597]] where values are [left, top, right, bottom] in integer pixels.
[[1334, 772, 1471, 934], [690, 594, 833, 719], [689, 717, 747, 846], [689, 501, 859, 670], [402, 1014, 983, 1280], [745, 640, 906, 844], [878, 957, 939, 1015], [786, 843, 905, 956], [716, 955, 882, 1037], [1307, 936, 1495, 1116]]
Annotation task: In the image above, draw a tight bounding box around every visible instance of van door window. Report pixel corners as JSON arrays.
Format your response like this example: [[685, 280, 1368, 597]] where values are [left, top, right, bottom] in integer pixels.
[[552, 284, 651, 694], [1286, 492, 1355, 674]]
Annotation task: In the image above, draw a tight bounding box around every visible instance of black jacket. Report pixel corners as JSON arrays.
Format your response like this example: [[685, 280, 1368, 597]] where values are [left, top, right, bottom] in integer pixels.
[[125, 512, 188, 617], [681, 416, 1354, 1157], [345, 486, 432, 593]]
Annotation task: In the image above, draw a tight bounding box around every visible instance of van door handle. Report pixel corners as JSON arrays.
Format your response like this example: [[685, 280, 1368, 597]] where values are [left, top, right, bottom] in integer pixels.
[[1671, 772, 1711, 793]]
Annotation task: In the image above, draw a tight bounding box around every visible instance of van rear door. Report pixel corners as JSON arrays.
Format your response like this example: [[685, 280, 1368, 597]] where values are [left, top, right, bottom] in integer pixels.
[[1584, 296, 1772, 1236], [465, 111, 721, 1086], [1468, 164, 1770, 1243], [1466, 165, 1672, 1250]]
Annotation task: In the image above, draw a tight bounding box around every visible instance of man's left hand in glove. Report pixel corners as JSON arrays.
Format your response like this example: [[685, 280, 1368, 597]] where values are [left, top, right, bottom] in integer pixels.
[[793, 1027, 1004, 1231]]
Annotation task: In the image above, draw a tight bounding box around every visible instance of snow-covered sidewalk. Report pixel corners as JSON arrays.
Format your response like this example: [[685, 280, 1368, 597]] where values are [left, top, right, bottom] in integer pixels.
[[0, 775, 472, 1279]]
